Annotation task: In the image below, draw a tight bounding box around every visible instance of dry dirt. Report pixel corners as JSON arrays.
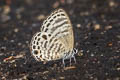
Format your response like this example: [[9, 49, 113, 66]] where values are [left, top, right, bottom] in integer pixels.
[[0, 0, 120, 80]]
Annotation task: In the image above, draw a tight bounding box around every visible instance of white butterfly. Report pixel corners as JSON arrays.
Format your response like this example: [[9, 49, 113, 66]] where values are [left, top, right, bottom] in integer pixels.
[[30, 9, 78, 66]]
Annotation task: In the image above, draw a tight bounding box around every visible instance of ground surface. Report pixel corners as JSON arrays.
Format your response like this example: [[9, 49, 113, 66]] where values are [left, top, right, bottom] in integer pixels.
[[0, 0, 120, 80]]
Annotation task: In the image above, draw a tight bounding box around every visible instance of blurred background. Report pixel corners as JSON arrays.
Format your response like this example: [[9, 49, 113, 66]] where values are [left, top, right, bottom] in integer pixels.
[[0, 0, 120, 80]]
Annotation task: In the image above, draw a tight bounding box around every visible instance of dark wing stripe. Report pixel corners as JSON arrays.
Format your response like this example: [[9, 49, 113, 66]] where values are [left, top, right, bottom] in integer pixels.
[[51, 19, 68, 33]]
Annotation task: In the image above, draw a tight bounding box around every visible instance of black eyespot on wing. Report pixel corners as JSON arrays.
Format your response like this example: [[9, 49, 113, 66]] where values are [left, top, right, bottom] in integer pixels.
[[41, 42, 43, 44], [41, 26, 44, 30], [34, 50, 38, 55], [45, 28, 48, 32], [37, 33, 40, 36], [33, 41, 35, 44], [46, 23, 50, 27], [61, 14, 65, 16], [50, 19, 53, 22], [44, 20, 47, 24], [33, 45, 36, 49], [54, 39, 57, 42], [57, 14, 60, 16], [38, 38, 40, 41], [53, 16, 56, 19], [36, 42, 39, 45], [44, 41, 48, 48], [42, 35, 47, 40], [48, 34, 51, 37], [38, 46, 40, 49], [35, 37, 37, 40], [48, 16, 51, 19]]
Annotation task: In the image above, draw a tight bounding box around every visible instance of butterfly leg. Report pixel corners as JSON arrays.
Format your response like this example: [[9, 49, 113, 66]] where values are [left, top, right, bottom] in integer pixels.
[[73, 55, 76, 64], [70, 57, 72, 66], [69, 55, 76, 65], [62, 58, 65, 67]]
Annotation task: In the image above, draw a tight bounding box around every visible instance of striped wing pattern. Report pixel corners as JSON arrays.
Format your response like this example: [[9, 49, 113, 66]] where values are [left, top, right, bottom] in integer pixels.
[[30, 9, 74, 62]]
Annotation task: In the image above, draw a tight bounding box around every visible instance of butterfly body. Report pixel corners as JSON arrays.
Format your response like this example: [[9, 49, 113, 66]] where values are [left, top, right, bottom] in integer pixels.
[[30, 9, 77, 64]]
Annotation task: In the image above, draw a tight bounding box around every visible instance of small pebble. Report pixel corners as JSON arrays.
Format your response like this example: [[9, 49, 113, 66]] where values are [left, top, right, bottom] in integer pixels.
[[66, 0, 74, 4], [116, 35, 120, 39], [59, 77, 65, 79], [107, 42, 113, 47], [0, 47, 7, 52], [77, 24, 81, 28], [37, 14, 45, 20], [18, 42, 22, 46], [14, 28, 19, 33], [10, 40, 14, 43], [94, 24, 100, 30], [109, 1, 116, 7], [105, 25, 112, 30], [53, 1, 59, 8], [91, 53, 94, 57], [3, 5, 10, 14], [26, 41, 29, 44]]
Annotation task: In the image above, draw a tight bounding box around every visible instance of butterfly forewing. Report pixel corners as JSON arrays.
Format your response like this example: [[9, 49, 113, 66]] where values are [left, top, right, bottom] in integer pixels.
[[42, 9, 74, 51], [30, 9, 74, 62]]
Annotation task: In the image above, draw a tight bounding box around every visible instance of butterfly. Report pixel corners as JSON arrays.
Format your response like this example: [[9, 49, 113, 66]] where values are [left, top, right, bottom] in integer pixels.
[[30, 8, 78, 66]]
